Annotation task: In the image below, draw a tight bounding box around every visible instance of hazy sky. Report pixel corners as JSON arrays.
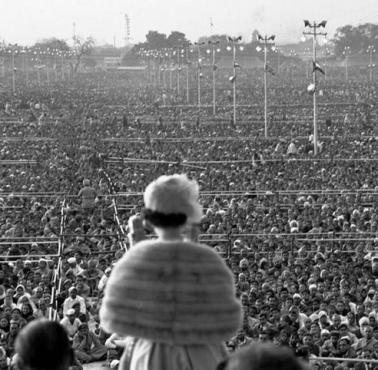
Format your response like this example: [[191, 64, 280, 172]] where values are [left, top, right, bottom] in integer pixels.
[[1, 0, 378, 46]]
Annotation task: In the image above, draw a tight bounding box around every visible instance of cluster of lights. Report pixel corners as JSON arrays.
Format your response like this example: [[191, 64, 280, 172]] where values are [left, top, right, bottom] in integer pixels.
[[0, 44, 74, 58]]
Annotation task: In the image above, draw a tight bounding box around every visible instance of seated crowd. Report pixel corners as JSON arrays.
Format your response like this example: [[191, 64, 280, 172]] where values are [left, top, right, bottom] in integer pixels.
[[0, 69, 377, 369]]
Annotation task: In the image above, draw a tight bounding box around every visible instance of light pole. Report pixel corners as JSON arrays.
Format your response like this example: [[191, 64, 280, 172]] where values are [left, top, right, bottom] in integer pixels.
[[0, 50, 5, 79], [194, 42, 205, 109], [304, 47, 311, 78], [367, 45, 376, 83], [227, 36, 242, 126], [323, 47, 331, 81], [257, 34, 275, 138], [207, 40, 220, 115], [152, 52, 157, 87], [288, 49, 297, 81], [144, 50, 151, 84], [274, 46, 280, 74], [61, 52, 65, 81], [167, 49, 173, 90], [343, 46, 351, 81], [8, 45, 17, 94], [303, 20, 327, 156], [175, 46, 181, 95], [182, 43, 191, 104]]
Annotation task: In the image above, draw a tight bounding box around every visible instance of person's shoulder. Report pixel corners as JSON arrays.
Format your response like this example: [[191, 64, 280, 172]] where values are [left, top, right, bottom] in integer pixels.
[[130, 239, 225, 262]]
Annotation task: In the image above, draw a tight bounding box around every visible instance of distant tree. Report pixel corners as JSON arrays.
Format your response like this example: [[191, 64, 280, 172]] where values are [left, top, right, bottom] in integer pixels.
[[72, 36, 94, 72], [145, 31, 167, 49], [33, 38, 71, 52], [332, 23, 378, 57], [198, 34, 232, 46], [167, 31, 188, 47]]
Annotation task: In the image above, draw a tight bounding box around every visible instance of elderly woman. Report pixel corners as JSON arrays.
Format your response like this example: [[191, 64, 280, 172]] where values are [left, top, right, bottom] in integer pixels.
[[100, 174, 241, 370]]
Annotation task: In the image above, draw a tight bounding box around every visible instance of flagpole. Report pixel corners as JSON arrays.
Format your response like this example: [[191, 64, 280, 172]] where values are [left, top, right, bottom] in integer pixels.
[[233, 42, 236, 126], [169, 50, 173, 90], [264, 45, 268, 137], [209, 40, 219, 115], [313, 33, 317, 156], [343, 46, 350, 81], [258, 34, 275, 138], [303, 20, 327, 156], [11, 46, 16, 94], [195, 42, 204, 110], [213, 44, 216, 115], [368, 45, 375, 83], [184, 43, 190, 104], [228, 36, 241, 126]]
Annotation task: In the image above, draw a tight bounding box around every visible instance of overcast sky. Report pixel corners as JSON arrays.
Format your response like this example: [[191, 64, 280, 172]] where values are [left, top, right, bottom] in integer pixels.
[[1, 0, 378, 46]]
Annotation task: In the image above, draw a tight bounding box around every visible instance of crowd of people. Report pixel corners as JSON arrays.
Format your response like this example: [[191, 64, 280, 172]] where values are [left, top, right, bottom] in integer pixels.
[[0, 66, 377, 369]]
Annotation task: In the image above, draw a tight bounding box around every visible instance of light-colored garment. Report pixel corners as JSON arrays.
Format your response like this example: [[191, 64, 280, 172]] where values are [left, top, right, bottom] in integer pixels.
[[63, 295, 86, 315], [60, 317, 82, 338], [100, 239, 241, 345], [122, 338, 227, 370], [78, 186, 97, 209]]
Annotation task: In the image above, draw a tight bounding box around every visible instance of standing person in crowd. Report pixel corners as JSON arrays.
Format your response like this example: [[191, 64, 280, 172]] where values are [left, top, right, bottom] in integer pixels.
[[100, 174, 242, 370], [78, 179, 97, 212]]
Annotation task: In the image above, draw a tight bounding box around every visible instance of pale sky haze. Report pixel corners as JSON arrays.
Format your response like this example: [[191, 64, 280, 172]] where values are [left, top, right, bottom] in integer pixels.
[[1, 0, 378, 46]]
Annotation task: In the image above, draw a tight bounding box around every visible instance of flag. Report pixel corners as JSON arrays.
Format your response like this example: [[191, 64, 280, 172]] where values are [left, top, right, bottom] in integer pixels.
[[234, 62, 241, 68], [213, 64, 217, 71], [313, 61, 325, 74], [229, 75, 236, 83], [264, 64, 276, 76]]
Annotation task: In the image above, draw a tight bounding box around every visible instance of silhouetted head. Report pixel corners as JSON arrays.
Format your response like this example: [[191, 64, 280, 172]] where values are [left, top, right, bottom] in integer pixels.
[[15, 319, 72, 370]]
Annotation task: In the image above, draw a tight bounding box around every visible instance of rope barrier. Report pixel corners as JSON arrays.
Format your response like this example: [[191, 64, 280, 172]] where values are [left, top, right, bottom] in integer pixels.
[[0, 192, 66, 198], [0, 160, 38, 165], [209, 232, 378, 237], [101, 134, 377, 143], [0, 137, 56, 142], [111, 189, 378, 197], [160, 102, 359, 108], [0, 241, 59, 245], [62, 233, 122, 238], [309, 356, 378, 364], [0, 237, 60, 241], [105, 157, 378, 165], [0, 254, 60, 260]]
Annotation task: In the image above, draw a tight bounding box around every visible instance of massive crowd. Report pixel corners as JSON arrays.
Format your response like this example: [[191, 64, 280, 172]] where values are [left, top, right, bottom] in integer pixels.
[[0, 66, 377, 369]]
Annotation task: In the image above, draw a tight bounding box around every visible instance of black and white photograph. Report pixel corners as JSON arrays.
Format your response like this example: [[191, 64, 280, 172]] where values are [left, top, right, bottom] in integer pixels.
[[1, 0, 378, 369]]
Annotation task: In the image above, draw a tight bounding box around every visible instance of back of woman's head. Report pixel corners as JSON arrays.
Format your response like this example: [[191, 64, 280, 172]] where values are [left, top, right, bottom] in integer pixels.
[[15, 319, 72, 370], [217, 342, 308, 370]]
